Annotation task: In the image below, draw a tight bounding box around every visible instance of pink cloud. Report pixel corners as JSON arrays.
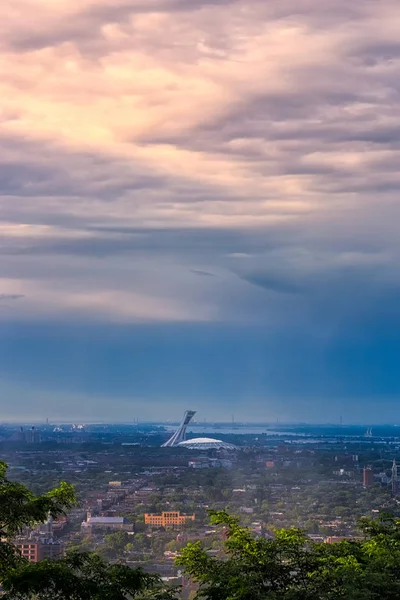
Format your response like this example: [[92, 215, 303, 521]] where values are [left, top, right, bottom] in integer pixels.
[[1, 0, 400, 322]]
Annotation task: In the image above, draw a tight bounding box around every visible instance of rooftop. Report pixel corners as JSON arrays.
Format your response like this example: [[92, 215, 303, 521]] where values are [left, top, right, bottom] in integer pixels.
[[178, 437, 237, 450], [87, 517, 124, 524]]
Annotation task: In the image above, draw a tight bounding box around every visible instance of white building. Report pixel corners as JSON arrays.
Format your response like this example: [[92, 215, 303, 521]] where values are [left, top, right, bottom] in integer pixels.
[[81, 514, 131, 532]]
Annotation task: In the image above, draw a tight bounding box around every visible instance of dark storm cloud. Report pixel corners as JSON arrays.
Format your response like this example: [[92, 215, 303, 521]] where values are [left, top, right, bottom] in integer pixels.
[[2, 320, 400, 422]]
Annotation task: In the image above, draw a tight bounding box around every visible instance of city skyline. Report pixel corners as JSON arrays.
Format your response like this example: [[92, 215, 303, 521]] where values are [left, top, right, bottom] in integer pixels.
[[0, 416, 399, 428]]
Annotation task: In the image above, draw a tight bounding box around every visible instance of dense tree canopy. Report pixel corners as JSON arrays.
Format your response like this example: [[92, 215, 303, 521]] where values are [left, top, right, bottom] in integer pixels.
[[3, 552, 174, 600], [177, 510, 400, 600]]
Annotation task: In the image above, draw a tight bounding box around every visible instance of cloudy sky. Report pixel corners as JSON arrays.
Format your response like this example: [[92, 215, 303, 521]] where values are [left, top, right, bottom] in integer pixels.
[[1, 0, 400, 423]]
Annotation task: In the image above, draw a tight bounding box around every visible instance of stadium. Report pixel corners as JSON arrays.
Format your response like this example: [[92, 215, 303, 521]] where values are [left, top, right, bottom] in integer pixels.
[[161, 411, 236, 450], [177, 437, 236, 451]]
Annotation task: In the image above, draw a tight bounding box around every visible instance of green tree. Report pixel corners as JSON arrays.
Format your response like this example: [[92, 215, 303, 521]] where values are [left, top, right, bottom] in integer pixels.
[[133, 533, 152, 552], [3, 552, 175, 600], [0, 462, 176, 600], [177, 510, 400, 600], [103, 531, 131, 558], [0, 460, 76, 575]]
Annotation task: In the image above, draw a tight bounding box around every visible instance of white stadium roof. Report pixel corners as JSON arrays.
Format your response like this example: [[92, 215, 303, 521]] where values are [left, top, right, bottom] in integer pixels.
[[177, 437, 237, 450]]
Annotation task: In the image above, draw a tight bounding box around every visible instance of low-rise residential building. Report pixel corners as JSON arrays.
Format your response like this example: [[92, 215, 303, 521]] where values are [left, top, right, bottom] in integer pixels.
[[15, 540, 64, 563]]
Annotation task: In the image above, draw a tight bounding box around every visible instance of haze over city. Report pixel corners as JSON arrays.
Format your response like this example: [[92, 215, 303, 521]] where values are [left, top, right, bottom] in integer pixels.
[[1, 0, 400, 423]]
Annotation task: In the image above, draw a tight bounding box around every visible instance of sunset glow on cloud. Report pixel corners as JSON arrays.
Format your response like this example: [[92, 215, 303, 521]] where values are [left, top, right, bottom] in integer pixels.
[[1, 1, 400, 420]]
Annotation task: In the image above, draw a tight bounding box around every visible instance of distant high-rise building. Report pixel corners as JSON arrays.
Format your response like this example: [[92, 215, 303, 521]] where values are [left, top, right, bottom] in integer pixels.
[[26, 427, 41, 444], [161, 410, 196, 447], [392, 459, 398, 496], [363, 467, 374, 488], [9, 426, 41, 444]]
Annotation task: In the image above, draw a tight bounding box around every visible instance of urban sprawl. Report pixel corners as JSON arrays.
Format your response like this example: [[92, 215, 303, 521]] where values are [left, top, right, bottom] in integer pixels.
[[2, 412, 400, 598]]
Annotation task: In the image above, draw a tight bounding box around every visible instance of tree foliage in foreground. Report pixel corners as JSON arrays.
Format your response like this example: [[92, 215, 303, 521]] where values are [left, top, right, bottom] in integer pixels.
[[0, 460, 76, 575], [177, 510, 400, 600], [0, 462, 176, 599], [3, 552, 175, 600]]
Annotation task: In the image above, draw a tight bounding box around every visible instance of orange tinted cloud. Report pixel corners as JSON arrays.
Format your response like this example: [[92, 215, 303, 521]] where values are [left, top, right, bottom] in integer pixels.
[[1, 0, 400, 321]]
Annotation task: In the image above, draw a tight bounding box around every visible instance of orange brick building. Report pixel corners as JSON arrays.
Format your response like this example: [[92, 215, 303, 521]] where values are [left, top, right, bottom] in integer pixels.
[[16, 542, 40, 563], [144, 511, 195, 527], [16, 541, 64, 563]]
